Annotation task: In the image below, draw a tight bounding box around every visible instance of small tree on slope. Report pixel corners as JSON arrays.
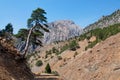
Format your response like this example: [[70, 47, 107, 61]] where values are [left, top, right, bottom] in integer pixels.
[[45, 63, 51, 73]]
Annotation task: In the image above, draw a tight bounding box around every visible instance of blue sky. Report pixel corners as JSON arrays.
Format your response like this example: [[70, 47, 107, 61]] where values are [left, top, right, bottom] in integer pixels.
[[0, 0, 120, 34]]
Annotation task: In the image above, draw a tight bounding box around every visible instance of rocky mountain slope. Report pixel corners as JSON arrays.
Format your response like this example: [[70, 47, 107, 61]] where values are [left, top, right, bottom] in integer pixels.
[[32, 33, 120, 80], [43, 20, 83, 44], [59, 33, 120, 80], [29, 23, 120, 80], [84, 9, 120, 32]]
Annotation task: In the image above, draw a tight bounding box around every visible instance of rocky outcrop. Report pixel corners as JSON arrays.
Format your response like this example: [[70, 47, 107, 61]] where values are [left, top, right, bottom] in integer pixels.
[[43, 20, 83, 44], [16, 40, 37, 53], [14, 38, 37, 54], [84, 9, 120, 32]]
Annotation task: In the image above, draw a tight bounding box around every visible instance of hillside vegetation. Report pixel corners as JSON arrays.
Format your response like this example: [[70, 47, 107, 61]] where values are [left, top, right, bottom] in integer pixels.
[[79, 23, 120, 50]]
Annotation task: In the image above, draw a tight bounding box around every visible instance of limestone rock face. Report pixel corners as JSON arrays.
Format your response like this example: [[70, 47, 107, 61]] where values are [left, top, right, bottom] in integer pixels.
[[43, 20, 83, 44]]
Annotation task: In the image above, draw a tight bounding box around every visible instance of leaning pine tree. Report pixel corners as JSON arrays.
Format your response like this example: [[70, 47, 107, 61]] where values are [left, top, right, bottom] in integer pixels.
[[22, 8, 49, 58]]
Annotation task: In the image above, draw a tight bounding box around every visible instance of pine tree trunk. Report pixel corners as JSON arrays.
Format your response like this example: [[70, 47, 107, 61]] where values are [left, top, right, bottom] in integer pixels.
[[22, 26, 36, 58]]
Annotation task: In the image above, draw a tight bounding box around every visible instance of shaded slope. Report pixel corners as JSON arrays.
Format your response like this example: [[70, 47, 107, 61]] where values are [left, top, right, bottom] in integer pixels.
[[0, 38, 34, 80], [0, 37, 61, 80]]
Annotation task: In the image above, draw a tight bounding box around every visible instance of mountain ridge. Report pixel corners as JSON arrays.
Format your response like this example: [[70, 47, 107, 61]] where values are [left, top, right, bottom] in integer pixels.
[[84, 9, 120, 32]]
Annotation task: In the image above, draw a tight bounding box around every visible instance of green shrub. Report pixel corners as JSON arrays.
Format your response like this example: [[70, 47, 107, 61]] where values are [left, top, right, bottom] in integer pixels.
[[52, 47, 59, 55], [69, 40, 79, 51], [60, 44, 69, 53], [46, 50, 52, 55], [52, 47, 56, 53], [45, 54, 48, 59], [74, 52, 78, 57], [45, 50, 52, 58], [26, 53, 36, 61], [36, 60, 43, 67], [85, 39, 100, 50], [57, 56, 62, 60]]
